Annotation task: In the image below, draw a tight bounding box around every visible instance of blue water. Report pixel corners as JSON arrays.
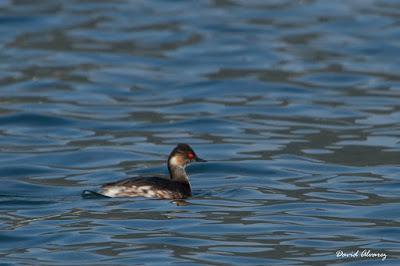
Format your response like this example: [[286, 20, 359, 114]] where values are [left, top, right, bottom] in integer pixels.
[[0, 0, 399, 265]]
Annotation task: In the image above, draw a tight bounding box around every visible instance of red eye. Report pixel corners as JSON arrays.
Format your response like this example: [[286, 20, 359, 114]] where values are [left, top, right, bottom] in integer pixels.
[[187, 152, 194, 159]]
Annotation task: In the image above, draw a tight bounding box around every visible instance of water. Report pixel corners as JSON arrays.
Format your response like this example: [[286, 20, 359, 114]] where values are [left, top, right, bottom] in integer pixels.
[[0, 0, 399, 265]]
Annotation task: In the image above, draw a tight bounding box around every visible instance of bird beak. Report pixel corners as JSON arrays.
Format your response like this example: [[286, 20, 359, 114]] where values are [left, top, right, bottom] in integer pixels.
[[195, 157, 207, 162]]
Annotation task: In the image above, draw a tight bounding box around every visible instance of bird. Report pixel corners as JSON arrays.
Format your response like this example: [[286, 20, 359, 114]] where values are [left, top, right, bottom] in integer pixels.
[[82, 143, 206, 200]]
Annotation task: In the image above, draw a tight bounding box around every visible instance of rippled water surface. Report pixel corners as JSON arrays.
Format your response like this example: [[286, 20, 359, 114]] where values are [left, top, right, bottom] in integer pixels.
[[1, 0, 400, 265]]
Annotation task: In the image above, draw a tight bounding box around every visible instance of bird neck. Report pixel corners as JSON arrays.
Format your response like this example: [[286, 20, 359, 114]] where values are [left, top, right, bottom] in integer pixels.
[[168, 164, 190, 184]]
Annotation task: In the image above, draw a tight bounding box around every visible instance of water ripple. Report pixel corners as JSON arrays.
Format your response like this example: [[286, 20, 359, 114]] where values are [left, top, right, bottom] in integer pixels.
[[0, 0, 399, 265]]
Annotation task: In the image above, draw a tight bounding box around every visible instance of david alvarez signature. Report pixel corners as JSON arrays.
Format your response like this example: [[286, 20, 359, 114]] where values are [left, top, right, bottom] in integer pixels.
[[336, 249, 387, 261]]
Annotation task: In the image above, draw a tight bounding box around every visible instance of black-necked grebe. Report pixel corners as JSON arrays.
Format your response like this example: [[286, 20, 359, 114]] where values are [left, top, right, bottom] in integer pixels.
[[96, 144, 206, 199]]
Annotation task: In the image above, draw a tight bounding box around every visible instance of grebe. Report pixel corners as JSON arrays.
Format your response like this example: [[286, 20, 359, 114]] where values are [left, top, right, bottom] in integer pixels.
[[94, 144, 206, 199]]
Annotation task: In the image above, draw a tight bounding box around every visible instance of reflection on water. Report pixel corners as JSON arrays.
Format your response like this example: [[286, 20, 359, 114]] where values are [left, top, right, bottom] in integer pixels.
[[0, 0, 400, 265]]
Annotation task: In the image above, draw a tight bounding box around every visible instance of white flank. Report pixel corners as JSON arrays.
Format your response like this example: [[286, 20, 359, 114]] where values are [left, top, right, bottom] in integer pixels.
[[102, 187, 123, 197], [137, 186, 154, 197]]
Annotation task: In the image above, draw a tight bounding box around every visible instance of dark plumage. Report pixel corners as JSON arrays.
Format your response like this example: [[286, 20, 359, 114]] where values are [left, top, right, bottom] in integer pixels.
[[101, 177, 191, 199]]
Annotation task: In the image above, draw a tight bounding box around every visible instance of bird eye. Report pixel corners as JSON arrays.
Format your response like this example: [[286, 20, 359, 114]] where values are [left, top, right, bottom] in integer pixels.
[[187, 152, 194, 159]]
